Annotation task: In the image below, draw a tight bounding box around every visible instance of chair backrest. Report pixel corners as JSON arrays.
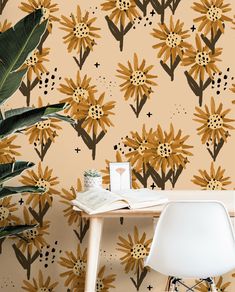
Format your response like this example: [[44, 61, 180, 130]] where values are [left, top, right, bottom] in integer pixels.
[[145, 200, 235, 279]]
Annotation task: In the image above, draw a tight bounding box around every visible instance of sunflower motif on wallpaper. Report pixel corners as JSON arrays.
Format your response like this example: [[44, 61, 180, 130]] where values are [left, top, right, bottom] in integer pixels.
[[117, 53, 157, 118], [101, 0, 140, 51], [20, 162, 59, 227], [59, 71, 97, 119], [19, 0, 59, 33], [117, 226, 152, 290], [145, 123, 193, 189], [0, 19, 11, 32], [13, 207, 49, 279], [22, 270, 58, 292], [0, 197, 20, 254], [0, 135, 20, 164], [123, 124, 155, 188], [181, 34, 222, 106], [59, 244, 116, 291], [195, 276, 231, 292], [192, 162, 231, 190], [192, 0, 232, 53], [60, 78, 116, 159], [151, 16, 191, 81], [19, 48, 50, 106], [194, 96, 235, 161], [101, 151, 140, 189], [59, 244, 87, 291], [0, 197, 20, 228], [60, 5, 101, 70], [60, 178, 90, 243], [25, 97, 62, 161]]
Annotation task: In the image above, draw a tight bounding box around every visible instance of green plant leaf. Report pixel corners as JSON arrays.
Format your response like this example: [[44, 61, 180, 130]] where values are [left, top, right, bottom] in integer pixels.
[[0, 186, 45, 200], [49, 113, 75, 124], [0, 9, 47, 105], [0, 161, 34, 184], [4, 107, 32, 119], [0, 224, 37, 239], [0, 103, 66, 138]]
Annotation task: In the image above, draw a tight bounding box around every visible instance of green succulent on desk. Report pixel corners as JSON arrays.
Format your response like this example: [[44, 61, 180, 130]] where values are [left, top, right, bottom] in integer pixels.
[[84, 169, 102, 177], [0, 9, 71, 240]]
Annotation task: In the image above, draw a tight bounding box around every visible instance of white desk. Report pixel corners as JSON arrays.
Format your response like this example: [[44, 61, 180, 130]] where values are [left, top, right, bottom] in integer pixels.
[[76, 190, 235, 292]]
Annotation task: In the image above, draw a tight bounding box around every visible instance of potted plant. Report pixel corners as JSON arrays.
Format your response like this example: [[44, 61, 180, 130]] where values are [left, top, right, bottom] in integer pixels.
[[84, 169, 102, 190], [0, 9, 71, 243]]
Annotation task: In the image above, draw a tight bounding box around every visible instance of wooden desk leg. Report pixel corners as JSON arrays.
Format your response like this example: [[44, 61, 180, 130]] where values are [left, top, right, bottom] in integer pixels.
[[85, 217, 104, 292]]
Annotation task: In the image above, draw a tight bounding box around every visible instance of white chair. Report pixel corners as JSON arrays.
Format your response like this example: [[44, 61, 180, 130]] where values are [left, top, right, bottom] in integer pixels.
[[145, 201, 235, 291]]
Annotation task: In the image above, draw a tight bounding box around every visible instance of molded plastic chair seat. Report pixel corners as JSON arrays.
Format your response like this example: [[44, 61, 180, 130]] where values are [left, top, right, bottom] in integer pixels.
[[145, 201, 235, 283]]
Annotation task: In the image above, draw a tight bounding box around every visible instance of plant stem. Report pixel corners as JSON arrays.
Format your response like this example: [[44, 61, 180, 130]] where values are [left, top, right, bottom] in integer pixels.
[[73, 218, 90, 243], [19, 77, 40, 107], [184, 71, 211, 106], [34, 137, 54, 161], [0, 237, 5, 254], [130, 94, 148, 118], [160, 54, 181, 81], [0, 0, 8, 15], [120, 23, 124, 52], [73, 46, 91, 70], [206, 138, 225, 161], [130, 266, 148, 290], [135, 0, 151, 16], [29, 201, 50, 227], [12, 244, 40, 280]]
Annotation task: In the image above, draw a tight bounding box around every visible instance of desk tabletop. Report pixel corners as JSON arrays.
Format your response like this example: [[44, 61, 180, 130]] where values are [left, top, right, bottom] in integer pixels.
[[76, 190, 235, 218]]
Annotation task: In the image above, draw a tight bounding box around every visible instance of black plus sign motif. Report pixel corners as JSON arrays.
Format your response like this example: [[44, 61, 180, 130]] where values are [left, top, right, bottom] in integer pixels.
[[75, 147, 81, 153], [150, 183, 156, 190], [94, 62, 100, 68], [150, 9, 155, 17], [190, 24, 196, 32], [147, 112, 152, 117], [147, 285, 153, 291], [18, 198, 24, 205]]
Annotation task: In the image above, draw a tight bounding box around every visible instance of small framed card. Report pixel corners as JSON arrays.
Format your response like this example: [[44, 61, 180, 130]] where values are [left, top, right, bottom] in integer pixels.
[[109, 162, 132, 192]]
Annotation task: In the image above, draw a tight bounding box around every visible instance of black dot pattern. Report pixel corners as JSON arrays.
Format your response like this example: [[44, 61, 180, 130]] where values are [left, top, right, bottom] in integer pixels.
[[130, 71, 146, 86], [88, 105, 104, 120], [116, 0, 131, 11], [39, 241, 60, 268], [170, 104, 187, 119], [212, 67, 233, 95], [0, 206, 9, 221], [130, 243, 147, 259], [166, 32, 181, 48], [157, 143, 172, 158], [206, 6, 222, 22], [39, 67, 60, 96], [195, 52, 210, 66], [0, 277, 15, 289], [73, 23, 89, 38], [207, 179, 222, 190], [207, 114, 223, 129]]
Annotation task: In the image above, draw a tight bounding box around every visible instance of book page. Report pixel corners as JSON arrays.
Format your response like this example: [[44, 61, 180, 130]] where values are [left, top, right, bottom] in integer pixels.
[[72, 188, 128, 214], [115, 188, 168, 209]]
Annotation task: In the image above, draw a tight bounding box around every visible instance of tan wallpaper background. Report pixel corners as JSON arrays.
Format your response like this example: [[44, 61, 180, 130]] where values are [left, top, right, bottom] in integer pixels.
[[1, 0, 235, 291]]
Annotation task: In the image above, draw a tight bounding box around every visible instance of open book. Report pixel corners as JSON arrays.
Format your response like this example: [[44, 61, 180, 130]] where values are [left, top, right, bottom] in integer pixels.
[[72, 188, 168, 215]]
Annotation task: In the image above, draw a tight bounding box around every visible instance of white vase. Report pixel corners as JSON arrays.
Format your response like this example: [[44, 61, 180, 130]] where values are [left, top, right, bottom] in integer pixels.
[[84, 176, 102, 190]]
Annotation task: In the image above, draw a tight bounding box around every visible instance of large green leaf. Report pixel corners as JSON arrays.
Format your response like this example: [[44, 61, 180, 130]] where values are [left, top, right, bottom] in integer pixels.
[[0, 103, 66, 138], [0, 224, 37, 239], [48, 113, 75, 124], [0, 9, 47, 105], [0, 161, 34, 184], [0, 186, 45, 200], [4, 107, 32, 119]]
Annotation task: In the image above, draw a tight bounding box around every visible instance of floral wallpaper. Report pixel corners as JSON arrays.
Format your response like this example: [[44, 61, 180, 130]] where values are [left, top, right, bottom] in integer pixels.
[[0, 0, 235, 291]]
